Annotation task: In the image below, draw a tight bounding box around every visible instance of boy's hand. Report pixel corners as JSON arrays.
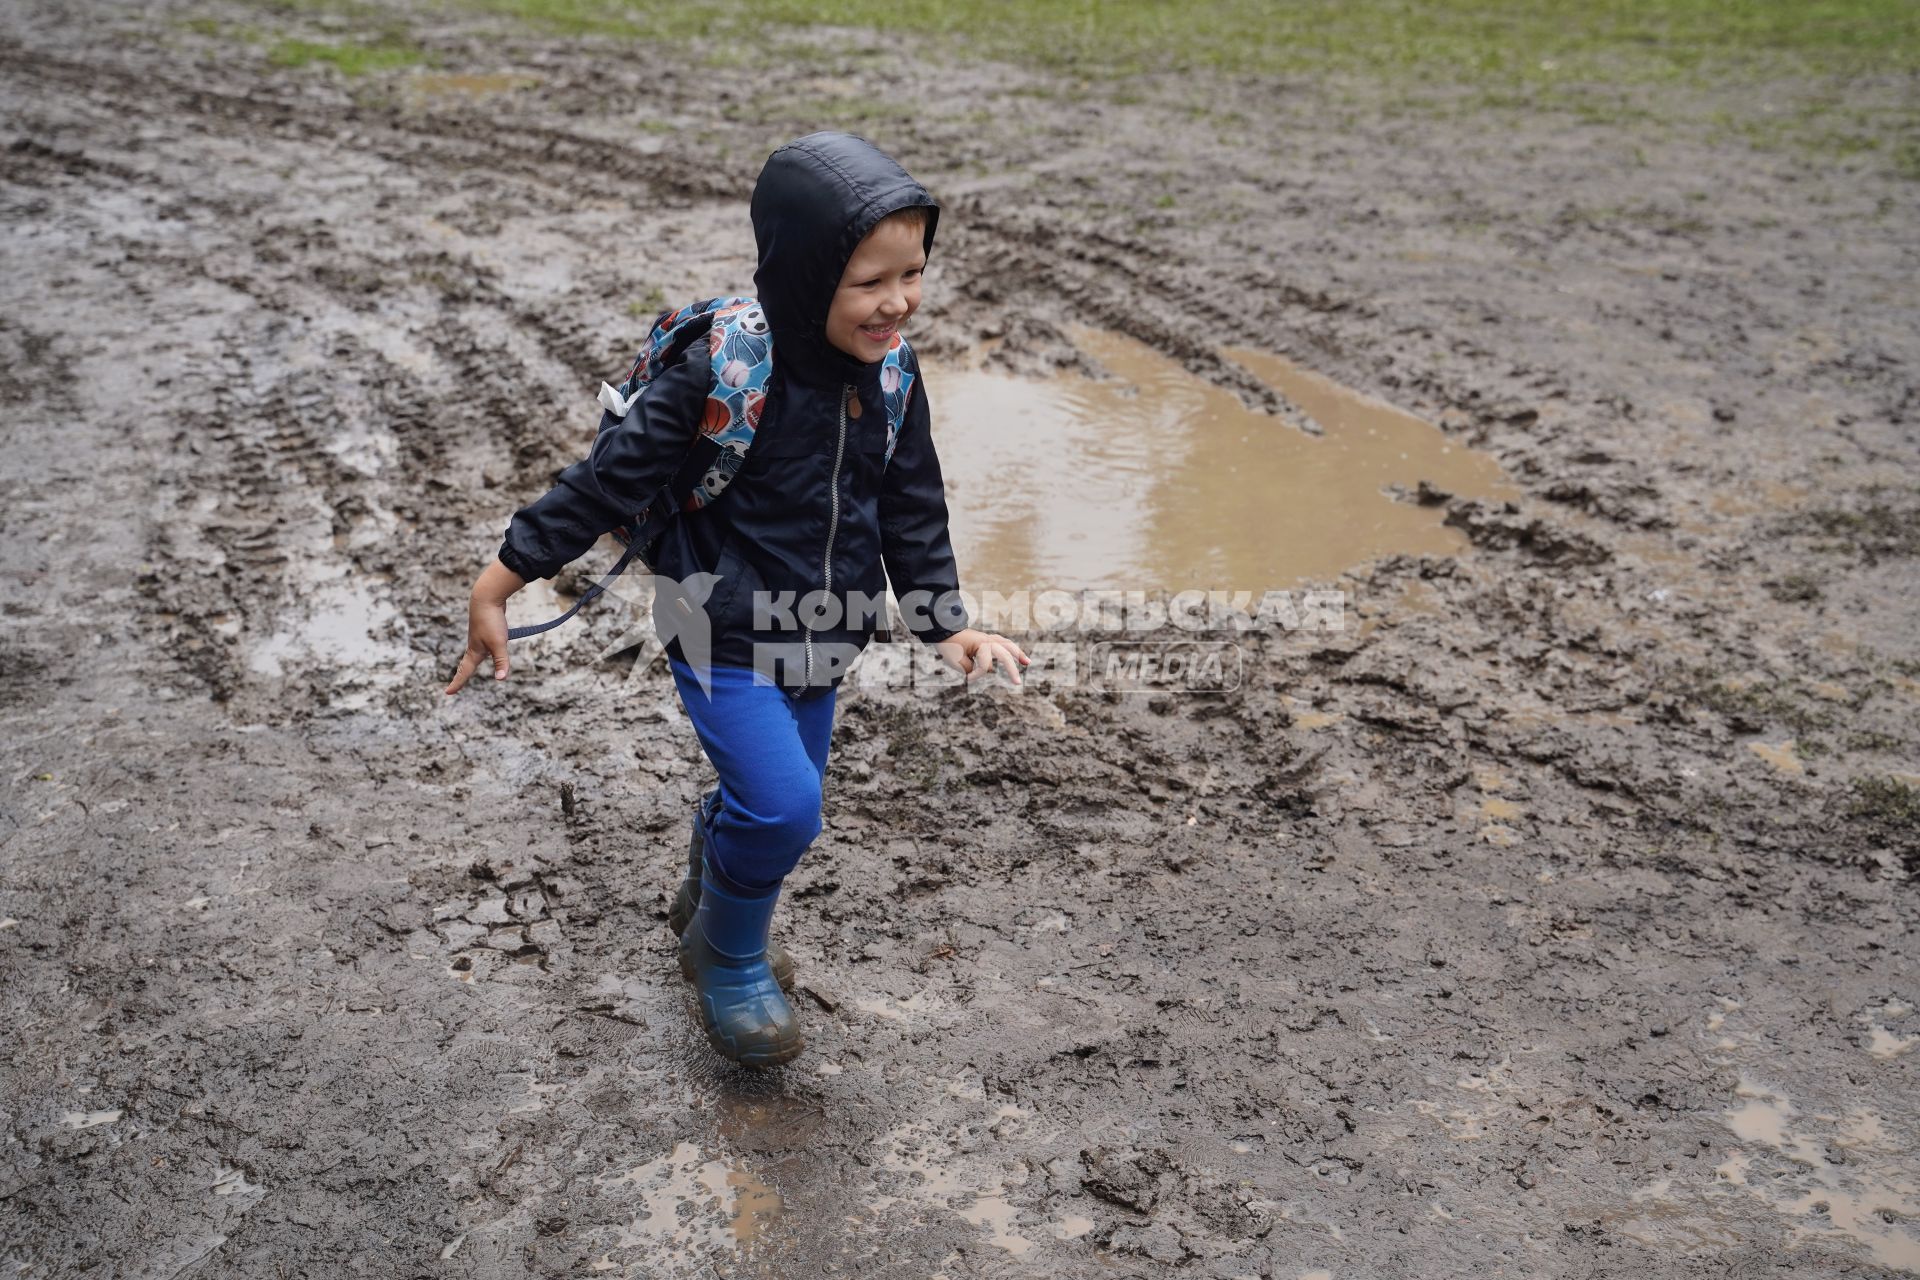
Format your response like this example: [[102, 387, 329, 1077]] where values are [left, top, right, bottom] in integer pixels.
[[935, 628, 1031, 686], [445, 559, 527, 695]]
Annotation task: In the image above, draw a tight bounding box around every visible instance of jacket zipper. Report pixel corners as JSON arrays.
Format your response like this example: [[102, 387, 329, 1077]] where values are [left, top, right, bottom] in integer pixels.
[[806, 383, 850, 684]]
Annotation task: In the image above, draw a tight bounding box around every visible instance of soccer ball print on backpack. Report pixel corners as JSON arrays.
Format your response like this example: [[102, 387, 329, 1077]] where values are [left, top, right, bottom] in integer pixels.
[[507, 295, 921, 640]]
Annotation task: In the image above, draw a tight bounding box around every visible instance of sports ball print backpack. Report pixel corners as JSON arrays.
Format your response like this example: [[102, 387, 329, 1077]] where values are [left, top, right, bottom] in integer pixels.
[[507, 296, 919, 640]]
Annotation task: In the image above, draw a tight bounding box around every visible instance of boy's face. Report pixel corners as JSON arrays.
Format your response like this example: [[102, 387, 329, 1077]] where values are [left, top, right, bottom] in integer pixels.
[[824, 216, 926, 362]]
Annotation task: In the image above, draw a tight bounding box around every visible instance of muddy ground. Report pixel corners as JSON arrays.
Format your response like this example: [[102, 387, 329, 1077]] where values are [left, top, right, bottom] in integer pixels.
[[3, 1, 1919, 1276]]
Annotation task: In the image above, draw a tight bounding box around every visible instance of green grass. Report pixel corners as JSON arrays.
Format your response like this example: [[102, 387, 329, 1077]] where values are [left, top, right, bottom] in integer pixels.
[[268, 36, 428, 74], [1691, 675, 1838, 735], [431, 0, 1919, 83], [1848, 775, 1920, 825], [625, 285, 668, 317], [237, 0, 1920, 172], [1803, 494, 1920, 559]]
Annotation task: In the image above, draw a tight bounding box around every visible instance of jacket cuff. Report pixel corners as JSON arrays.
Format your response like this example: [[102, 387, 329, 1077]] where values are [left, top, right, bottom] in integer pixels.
[[497, 541, 549, 582], [907, 590, 969, 645]]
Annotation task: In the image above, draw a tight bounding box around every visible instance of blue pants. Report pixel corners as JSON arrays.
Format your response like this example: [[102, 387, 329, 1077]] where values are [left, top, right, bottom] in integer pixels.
[[670, 659, 838, 891]]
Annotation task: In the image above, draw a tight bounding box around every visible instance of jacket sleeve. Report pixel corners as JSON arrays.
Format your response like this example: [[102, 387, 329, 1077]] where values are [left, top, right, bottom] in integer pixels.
[[498, 341, 710, 581], [880, 374, 970, 644]]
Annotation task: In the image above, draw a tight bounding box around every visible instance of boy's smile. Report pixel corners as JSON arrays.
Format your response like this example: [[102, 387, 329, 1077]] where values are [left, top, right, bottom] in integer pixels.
[[825, 214, 927, 362]]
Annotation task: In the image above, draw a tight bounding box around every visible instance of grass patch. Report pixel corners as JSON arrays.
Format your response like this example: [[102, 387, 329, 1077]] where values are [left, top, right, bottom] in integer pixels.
[[1848, 775, 1920, 825], [268, 36, 428, 74], [1692, 675, 1837, 735], [1894, 138, 1920, 179], [1843, 775, 1920, 875], [1845, 729, 1905, 753], [1803, 496, 1920, 560], [422, 0, 1920, 83], [626, 285, 668, 317], [1555, 201, 1714, 236], [240, 0, 1919, 172]]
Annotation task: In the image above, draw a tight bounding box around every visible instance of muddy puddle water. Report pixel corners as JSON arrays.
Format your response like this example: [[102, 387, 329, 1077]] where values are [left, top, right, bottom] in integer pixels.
[[598, 1140, 782, 1265], [1611, 1070, 1920, 1272], [404, 72, 540, 103], [929, 329, 1514, 593], [1716, 1076, 1920, 1271]]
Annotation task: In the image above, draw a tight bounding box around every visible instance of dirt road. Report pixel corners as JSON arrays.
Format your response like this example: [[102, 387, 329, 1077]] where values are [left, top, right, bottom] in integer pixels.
[[3, 2, 1917, 1276]]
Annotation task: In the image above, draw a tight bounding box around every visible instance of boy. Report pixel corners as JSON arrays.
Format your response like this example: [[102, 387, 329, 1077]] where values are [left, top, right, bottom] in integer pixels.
[[444, 133, 1028, 1067]]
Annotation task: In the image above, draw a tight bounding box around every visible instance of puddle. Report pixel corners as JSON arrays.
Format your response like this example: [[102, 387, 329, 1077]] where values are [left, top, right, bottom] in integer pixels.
[[1706, 482, 1806, 519], [246, 556, 412, 696], [1602, 1073, 1920, 1268], [958, 1192, 1034, 1256], [874, 1125, 1036, 1257], [1716, 1075, 1920, 1271], [1866, 1024, 1917, 1060], [1283, 695, 1344, 730], [247, 576, 404, 674], [1747, 740, 1805, 776], [1392, 579, 1445, 616], [1609, 1175, 1745, 1252], [57, 1109, 121, 1129], [210, 1164, 266, 1211], [1408, 1098, 1490, 1141], [1471, 771, 1523, 846], [407, 72, 539, 100], [930, 329, 1514, 594], [601, 1140, 782, 1256], [852, 992, 935, 1023]]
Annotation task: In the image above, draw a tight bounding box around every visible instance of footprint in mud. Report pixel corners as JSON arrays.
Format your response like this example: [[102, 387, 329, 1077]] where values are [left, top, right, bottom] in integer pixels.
[[433, 856, 566, 980]]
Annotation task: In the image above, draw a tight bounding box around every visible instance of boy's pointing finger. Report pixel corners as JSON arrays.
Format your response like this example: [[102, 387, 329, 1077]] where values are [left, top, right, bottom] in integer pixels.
[[445, 650, 479, 695]]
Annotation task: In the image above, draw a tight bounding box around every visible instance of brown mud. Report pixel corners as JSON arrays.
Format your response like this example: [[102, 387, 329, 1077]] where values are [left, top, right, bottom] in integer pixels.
[[3, 2, 1919, 1277]]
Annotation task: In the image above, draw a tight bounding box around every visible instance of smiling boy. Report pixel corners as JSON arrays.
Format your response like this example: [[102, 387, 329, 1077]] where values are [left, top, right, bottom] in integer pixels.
[[445, 133, 1027, 1067]]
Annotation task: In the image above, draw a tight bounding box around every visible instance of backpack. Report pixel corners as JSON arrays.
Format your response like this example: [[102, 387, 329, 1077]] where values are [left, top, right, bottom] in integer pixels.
[[507, 296, 919, 640]]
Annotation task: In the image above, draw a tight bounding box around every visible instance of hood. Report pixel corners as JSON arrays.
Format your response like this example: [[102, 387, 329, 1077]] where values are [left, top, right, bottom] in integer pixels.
[[750, 132, 940, 383]]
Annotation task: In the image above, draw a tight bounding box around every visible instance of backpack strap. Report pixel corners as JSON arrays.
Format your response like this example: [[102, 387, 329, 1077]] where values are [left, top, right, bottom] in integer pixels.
[[505, 537, 649, 641], [879, 333, 917, 464], [507, 297, 764, 643], [686, 299, 774, 509]]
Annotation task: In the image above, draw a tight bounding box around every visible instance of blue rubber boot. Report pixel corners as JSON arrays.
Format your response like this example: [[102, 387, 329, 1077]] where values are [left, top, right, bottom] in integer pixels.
[[668, 789, 795, 990], [678, 869, 804, 1068]]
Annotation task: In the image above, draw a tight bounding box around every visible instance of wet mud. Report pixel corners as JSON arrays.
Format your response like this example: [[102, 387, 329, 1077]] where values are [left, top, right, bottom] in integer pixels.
[[3, 2, 1919, 1277]]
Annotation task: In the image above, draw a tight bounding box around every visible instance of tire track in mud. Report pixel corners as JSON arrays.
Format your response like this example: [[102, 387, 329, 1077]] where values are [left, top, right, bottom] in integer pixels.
[[945, 202, 1361, 413], [0, 35, 1386, 434], [0, 97, 646, 709], [0, 40, 733, 713], [0, 38, 739, 211]]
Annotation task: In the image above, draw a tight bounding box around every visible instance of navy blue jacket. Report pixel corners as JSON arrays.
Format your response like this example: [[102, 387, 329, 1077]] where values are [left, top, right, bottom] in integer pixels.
[[498, 133, 968, 690]]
